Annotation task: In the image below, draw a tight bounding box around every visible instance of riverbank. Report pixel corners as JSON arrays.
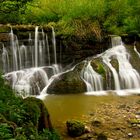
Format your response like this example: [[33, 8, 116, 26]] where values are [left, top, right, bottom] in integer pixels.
[[43, 94, 140, 140]]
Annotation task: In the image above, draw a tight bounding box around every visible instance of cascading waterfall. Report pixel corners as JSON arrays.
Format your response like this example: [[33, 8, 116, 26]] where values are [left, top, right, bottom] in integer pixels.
[[35, 26, 39, 67], [2, 45, 9, 73], [1, 27, 62, 96], [20, 44, 28, 69], [1, 26, 140, 96], [52, 27, 57, 64], [81, 61, 103, 91], [81, 36, 140, 92], [10, 29, 19, 71], [46, 34, 51, 65]]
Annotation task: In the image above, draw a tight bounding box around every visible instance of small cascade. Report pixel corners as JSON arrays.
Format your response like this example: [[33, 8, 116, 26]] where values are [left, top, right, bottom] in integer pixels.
[[4, 65, 62, 96], [102, 47, 121, 90], [2, 45, 9, 73], [35, 26, 39, 67], [10, 29, 19, 71], [19, 44, 28, 69], [102, 37, 140, 90], [134, 45, 140, 58], [81, 36, 140, 92], [111, 36, 122, 47], [52, 27, 57, 64], [46, 34, 51, 65], [81, 61, 103, 91]]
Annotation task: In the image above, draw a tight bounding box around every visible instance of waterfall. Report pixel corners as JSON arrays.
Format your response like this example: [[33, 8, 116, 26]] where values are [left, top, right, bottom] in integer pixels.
[[20, 44, 28, 69], [102, 37, 140, 90], [102, 47, 121, 90], [81, 36, 140, 92], [2, 45, 9, 73], [111, 36, 122, 47], [10, 29, 19, 71], [46, 34, 51, 65], [35, 26, 39, 67], [52, 27, 57, 64], [1, 27, 140, 96], [81, 61, 103, 91], [1, 26, 62, 96]]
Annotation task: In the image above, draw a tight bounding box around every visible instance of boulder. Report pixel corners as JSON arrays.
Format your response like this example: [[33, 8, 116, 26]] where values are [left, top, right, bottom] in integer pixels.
[[66, 120, 85, 137], [47, 62, 87, 94], [23, 97, 53, 131]]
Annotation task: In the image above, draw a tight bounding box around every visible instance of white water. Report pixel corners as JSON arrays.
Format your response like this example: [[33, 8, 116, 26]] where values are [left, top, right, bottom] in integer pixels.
[[81, 61, 103, 91], [81, 36, 140, 93], [2, 45, 9, 73], [10, 29, 19, 71], [52, 27, 57, 64], [35, 26, 39, 67], [20, 44, 28, 69], [1, 27, 62, 96]]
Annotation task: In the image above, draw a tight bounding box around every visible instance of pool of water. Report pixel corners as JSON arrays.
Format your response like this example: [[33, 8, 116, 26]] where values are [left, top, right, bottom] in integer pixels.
[[41, 93, 140, 130]]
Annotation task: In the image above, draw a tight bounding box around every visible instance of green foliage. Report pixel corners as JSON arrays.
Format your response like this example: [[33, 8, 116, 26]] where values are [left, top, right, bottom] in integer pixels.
[[0, 0, 33, 23], [1, 0, 140, 36], [0, 123, 13, 139], [97, 64, 106, 77], [37, 129, 60, 140], [0, 75, 61, 140]]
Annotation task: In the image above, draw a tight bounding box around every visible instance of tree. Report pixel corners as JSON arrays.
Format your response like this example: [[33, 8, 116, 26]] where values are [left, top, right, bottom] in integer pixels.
[[0, 0, 33, 23]]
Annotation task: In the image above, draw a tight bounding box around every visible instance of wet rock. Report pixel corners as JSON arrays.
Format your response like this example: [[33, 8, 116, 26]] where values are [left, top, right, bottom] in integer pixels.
[[23, 97, 53, 131], [66, 120, 85, 137], [128, 133, 133, 137], [97, 133, 107, 140], [79, 134, 94, 140], [47, 62, 87, 94], [91, 120, 102, 127], [85, 126, 91, 133]]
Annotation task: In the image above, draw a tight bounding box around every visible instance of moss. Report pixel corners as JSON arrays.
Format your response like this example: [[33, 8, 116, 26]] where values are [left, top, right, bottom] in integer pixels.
[[97, 64, 106, 77], [110, 59, 119, 72], [66, 120, 85, 137]]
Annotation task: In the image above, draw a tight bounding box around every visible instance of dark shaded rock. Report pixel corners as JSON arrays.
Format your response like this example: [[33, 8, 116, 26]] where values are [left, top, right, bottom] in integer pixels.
[[23, 97, 53, 131], [79, 134, 94, 140], [97, 133, 107, 140], [47, 62, 87, 94], [66, 120, 85, 137], [91, 120, 102, 127]]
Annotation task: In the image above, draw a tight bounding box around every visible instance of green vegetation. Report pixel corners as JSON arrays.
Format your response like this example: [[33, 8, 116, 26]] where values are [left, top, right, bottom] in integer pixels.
[[0, 0, 140, 37], [0, 75, 60, 140]]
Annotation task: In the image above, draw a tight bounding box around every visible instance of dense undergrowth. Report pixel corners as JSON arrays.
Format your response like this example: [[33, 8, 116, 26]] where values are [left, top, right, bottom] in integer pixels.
[[0, 0, 140, 37], [0, 75, 60, 140]]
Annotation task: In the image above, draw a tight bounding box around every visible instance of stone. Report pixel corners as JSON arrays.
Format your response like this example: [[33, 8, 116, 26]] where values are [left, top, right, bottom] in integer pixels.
[[97, 133, 107, 140], [66, 120, 85, 137]]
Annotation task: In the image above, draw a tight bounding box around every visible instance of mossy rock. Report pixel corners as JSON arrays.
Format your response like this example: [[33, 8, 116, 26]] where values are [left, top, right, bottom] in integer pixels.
[[110, 58, 119, 72], [97, 133, 107, 140], [66, 120, 85, 137], [23, 97, 53, 131], [47, 62, 86, 94]]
